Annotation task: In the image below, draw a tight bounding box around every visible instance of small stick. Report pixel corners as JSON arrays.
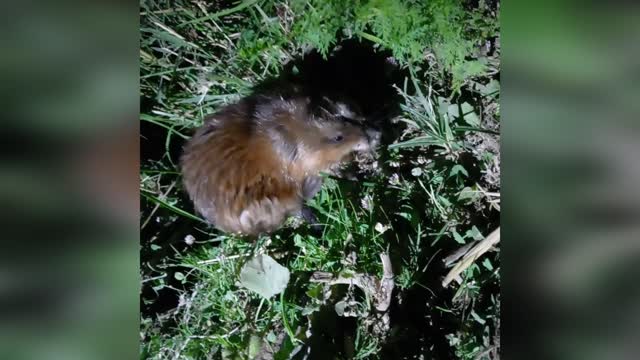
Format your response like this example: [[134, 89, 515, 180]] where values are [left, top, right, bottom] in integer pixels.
[[310, 253, 395, 312], [442, 227, 500, 287], [141, 181, 176, 230], [376, 253, 395, 311]]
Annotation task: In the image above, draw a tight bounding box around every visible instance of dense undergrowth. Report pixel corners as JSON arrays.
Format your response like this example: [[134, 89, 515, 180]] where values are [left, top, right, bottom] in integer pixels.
[[140, 0, 500, 359]]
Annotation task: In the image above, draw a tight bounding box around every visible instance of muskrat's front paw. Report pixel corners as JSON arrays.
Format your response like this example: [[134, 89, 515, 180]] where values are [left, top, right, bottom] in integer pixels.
[[302, 176, 323, 200], [300, 206, 324, 236]]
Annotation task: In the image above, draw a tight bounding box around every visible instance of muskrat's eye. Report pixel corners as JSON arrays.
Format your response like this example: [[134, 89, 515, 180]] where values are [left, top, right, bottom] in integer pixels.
[[331, 134, 344, 143]]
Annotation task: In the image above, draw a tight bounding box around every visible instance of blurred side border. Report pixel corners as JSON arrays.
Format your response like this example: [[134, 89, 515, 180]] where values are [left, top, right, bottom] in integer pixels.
[[503, 0, 640, 359], [1, 1, 139, 359]]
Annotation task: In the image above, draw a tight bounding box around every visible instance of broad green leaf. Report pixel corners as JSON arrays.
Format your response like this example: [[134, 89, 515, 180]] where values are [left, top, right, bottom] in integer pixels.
[[458, 187, 480, 201], [266, 331, 277, 343], [450, 164, 469, 178], [479, 79, 500, 97], [239, 255, 290, 299], [460, 103, 480, 126], [448, 102, 480, 126], [466, 226, 484, 241], [301, 305, 319, 316], [334, 300, 348, 316], [482, 258, 494, 271], [452, 230, 466, 244]]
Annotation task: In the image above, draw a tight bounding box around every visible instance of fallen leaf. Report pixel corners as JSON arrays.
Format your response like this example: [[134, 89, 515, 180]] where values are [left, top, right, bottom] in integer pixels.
[[239, 254, 290, 299]]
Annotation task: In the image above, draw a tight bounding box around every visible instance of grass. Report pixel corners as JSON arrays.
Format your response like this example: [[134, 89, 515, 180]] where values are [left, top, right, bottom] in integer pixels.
[[140, 0, 500, 359]]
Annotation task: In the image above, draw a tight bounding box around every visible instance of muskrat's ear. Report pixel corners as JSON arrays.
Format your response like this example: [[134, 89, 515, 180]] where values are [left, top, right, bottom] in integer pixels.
[[333, 101, 363, 121], [198, 122, 217, 137]]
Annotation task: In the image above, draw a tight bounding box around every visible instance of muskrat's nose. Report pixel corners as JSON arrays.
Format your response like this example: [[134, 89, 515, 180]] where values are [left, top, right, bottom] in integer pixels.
[[365, 127, 381, 150], [354, 139, 370, 152], [353, 127, 381, 153]]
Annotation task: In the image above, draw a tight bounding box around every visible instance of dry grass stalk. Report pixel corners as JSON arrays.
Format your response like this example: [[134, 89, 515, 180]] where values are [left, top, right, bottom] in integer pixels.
[[442, 227, 500, 287]]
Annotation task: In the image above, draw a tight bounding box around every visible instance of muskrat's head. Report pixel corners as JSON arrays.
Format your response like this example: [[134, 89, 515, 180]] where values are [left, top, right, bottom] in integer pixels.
[[256, 95, 380, 175], [298, 97, 380, 173]]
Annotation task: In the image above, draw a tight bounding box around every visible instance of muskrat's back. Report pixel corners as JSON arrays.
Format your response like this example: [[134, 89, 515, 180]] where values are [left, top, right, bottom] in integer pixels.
[[181, 95, 374, 236]]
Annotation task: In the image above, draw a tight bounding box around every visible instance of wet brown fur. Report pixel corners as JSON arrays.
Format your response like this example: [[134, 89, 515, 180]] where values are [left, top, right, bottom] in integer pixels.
[[180, 95, 371, 236]]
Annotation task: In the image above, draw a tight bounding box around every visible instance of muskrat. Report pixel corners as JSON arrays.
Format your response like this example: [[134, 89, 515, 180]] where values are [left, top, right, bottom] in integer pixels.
[[180, 94, 379, 236]]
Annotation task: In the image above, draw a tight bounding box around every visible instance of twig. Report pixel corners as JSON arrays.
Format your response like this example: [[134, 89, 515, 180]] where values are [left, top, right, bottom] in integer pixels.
[[142, 274, 167, 283], [376, 253, 395, 311], [442, 227, 500, 287], [311, 253, 395, 312], [141, 181, 176, 229], [197, 252, 251, 265], [173, 337, 191, 360], [443, 241, 476, 268]]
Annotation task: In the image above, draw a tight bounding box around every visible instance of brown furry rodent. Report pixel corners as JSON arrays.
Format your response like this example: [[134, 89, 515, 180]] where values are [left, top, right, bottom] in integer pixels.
[[180, 94, 378, 236]]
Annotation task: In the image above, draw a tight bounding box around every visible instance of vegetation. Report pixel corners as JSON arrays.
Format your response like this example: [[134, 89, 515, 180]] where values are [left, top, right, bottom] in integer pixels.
[[140, 0, 500, 359]]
